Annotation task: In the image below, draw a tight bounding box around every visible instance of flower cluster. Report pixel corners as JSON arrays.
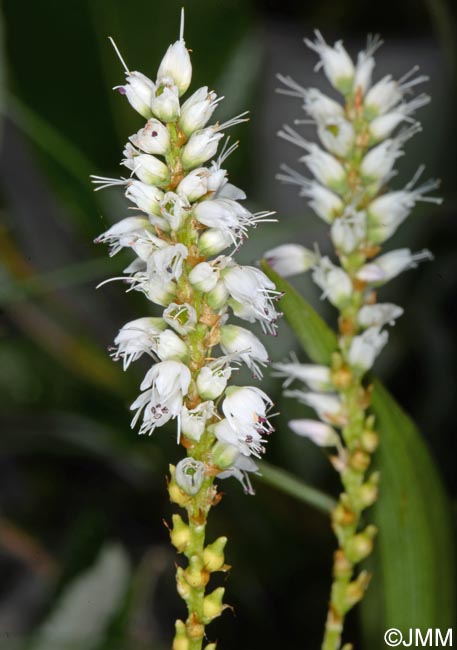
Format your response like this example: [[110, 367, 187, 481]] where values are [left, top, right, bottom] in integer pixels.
[[94, 13, 277, 649], [266, 31, 440, 650]]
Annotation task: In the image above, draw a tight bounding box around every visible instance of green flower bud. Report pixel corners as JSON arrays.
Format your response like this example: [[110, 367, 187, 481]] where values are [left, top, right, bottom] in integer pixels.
[[203, 536, 227, 572], [203, 587, 225, 623], [185, 555, 209, 588], [172, 620, 189, 650], [212, 440, 239, 470], [170, 514, 191, 553], [176, 567, 192, 601]]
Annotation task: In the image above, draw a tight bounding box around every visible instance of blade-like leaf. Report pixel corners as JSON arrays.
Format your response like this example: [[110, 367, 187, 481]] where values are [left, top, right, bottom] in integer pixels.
[[30, 545, 130, 650], [262, 261, 456, 635]]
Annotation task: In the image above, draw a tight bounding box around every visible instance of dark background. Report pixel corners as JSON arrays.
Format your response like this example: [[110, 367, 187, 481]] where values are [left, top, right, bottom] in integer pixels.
[[0, 0, 456, 648]]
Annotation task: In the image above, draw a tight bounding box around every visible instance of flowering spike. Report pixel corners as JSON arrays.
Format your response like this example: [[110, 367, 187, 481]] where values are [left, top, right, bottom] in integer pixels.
[[269, 30, 440, 650], [96, 18, 277, 649]]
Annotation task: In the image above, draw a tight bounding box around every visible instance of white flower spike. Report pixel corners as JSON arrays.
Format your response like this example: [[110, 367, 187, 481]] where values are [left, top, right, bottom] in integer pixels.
[[269, 30, 440, 650]]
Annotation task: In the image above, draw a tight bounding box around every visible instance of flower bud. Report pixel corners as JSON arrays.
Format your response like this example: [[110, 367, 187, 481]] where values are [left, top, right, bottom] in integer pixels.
[[177, 168, 209, 202], [361, 430, 379, 453], [176, 567, 192, 601], [118, 71, 154, 118], [125, 180, 164, 216], [189, 262, 219, 292], [130, 118, 170, 155], [157, 330, 189, 362], [175, 458, 206, 496], [198, 228, 232, 256], [170, 514, 191, 552], [264, 243, 316, 278], [345, 527, 376, 563], [179, 86, 220, 135], [157, 39, 192, 96], [151, 83, 181, 122], [331, 211, 366, 255], [344, 571, 371, 609], [123, 150, 170, 186], [203, 587, 225, 623], [172, 620, 189, 650], [212, 440, 240, 470], [348, 327, 388, 372], [349, 449, 371, 472], [203, 536, 228, 572], [168, 465, 191, 506], [207, 280, 229, 310], [185, 555, 209, 588], [312, 257, 352, 309], [305, 31, 355, 94], [181, 128, 224, 170], [359, 482, 378, 507], [289, 419, 339, 447]]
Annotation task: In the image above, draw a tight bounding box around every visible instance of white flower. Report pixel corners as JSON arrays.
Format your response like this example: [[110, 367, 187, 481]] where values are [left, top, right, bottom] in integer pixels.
[[223, 265, 280, 334], [189, 262, 219, 292], [117, 71, 154, 119], [289, 419, 339, 446], [163, 302, 197, 335], [214, 418, 264, 458], [364, 67, 428, 117], [160, 192, 189, 231], [221, 385, 274, 457], [148, 244, 188, 283], [215, 444, 259, 494], [179, 86, 221, 135], [112, 317, 166, 369], [312, 256, 352, 308], [198, 228, 233, 256], [129, 118, 170, 155], [302, 88, 345, 122], [348, 327, 389, 371], [130, 360, 191, 435], [360, 137, 404, 184], [305, 30, 355, 93], [367, 174, 441, 243], [177, 168, 209, 202], [194, 198, 249, 242], [264, 243, 316, 278], [150, 82, 181, 123], [358, 303, 404, 328], [220, 325, 269, 379], [277, 165, 344, 223], [273, 358, 332, 391], [94, 216, 153, 256], [301, 143, 347, 191], [181, 127, 224, 170], [356, 248, 433, 284], [278, 126, 347, 191], [331, 210, 367, 254], [122, 147, 170, 186], [181, 401, 215, 443], [157, 34, 192, 96], [157, 329, 188, 361], [352, 36, 383, 96], [368, 94, 430, 141], [197, 360, 232, 400], [285, 390, 343, 424], [125, 180, 164, 216], [175, 458, 205, 496], [317, 118, 355, 157]]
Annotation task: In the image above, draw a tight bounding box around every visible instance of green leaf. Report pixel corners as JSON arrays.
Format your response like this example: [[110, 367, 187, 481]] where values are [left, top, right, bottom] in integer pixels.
[[30, 545, 131, 650], [262, 261, 456, 635]]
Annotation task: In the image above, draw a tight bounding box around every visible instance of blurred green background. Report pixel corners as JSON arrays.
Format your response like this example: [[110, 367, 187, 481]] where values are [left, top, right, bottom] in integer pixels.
[[0, 0, 456, 648]]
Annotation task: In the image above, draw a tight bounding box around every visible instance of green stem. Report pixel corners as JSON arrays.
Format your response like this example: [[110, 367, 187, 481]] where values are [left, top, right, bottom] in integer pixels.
[[256, 460, 336, 514]]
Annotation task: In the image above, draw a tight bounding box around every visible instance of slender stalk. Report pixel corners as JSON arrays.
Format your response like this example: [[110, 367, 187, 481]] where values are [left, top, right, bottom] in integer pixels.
[[321, 90, 380, 650]]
